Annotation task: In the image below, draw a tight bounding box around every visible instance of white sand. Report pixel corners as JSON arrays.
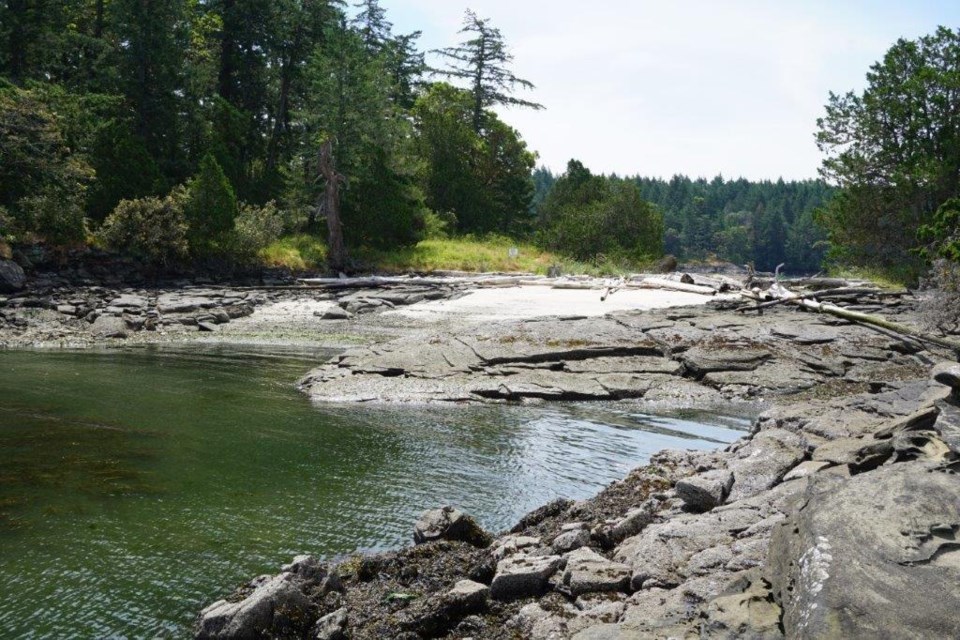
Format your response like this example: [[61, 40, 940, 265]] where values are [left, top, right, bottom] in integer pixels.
[[384, 285, 725, 323]]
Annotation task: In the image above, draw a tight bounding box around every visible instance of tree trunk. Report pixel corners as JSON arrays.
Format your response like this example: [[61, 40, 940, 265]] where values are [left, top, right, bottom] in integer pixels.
[[318, 139, 346, 273]]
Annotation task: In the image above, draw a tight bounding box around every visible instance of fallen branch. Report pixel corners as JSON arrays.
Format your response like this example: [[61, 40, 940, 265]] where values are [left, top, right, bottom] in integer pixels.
[[751, 279, 960, 355]]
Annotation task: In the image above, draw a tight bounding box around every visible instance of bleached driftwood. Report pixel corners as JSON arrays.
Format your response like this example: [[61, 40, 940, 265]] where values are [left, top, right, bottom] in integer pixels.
[[635, 277, 718, 296], [742, 281, 960, 355]]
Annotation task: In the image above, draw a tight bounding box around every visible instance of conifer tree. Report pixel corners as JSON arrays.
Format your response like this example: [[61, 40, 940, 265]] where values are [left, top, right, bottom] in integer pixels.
[[433, 10, 543, 133]]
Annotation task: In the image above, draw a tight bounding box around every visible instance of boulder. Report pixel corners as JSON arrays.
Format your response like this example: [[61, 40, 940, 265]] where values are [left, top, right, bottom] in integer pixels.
[[0, 259, 26, 293], [811, 436, 893, 472], [312, 607, 347, 640], [90, 314, 128, 339], [561, 547, 631, 596], [490, 554, 561, 601], [675, 469, 734, 512], [195, 573, 316, 639], [552, 525, 591, 554], [413, 506, 492, 548], [767, 462, 960, 639], [316, 307, 353, 321]]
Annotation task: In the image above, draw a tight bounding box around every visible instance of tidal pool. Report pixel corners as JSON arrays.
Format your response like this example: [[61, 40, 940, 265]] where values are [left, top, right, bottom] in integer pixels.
[[0, 345, 749, 638]]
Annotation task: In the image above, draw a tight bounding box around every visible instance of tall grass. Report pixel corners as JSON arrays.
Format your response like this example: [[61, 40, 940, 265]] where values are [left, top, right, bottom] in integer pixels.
[[260, 234, 652, 275]]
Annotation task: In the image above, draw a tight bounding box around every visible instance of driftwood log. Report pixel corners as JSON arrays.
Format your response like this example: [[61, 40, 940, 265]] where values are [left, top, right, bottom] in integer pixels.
[[742, 280, 960, 356]]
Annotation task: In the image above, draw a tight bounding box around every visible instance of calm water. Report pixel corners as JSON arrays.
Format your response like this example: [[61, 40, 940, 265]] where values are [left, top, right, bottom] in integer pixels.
[[0, 345, 749, 638]]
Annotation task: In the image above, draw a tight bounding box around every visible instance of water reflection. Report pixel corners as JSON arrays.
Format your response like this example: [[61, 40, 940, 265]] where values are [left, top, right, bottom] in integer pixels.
[[0, 345, 750, 638]]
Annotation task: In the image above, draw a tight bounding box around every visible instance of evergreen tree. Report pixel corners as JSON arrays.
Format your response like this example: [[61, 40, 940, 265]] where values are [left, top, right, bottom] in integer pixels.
[[184, 153, 238, 253], [432, 10, 543, 133]]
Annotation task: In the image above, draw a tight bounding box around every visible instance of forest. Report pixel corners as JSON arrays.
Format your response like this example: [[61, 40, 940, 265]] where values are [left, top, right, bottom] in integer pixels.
[[0, 2, 958, 286]]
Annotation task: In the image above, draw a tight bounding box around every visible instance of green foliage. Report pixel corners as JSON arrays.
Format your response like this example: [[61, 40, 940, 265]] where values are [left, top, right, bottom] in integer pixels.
[[414, 83, 536, 236], [86, 120, 165, 222], [97, 189, 189, 267], [184, 153, 238, 254], [234, 200, 285, 261], [816, 26, 960, 274], [538, 161, 663, 262], [0, 83, 93, 244], [918, 198, 960, 262]]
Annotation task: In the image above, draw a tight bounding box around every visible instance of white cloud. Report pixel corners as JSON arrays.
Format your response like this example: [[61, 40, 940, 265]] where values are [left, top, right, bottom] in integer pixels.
[[380, 0, 960, 179]]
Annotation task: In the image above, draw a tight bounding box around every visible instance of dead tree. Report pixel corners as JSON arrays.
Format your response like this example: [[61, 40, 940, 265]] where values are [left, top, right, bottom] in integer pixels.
[[318, 139, 347, 273]]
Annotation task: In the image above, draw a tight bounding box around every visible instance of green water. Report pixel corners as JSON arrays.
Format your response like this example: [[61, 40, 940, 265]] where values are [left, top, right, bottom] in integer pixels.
[[0, 345, 749, 638]]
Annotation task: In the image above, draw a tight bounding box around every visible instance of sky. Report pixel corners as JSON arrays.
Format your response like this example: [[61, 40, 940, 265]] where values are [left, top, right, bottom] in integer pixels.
[[373, 0, 960, 181]]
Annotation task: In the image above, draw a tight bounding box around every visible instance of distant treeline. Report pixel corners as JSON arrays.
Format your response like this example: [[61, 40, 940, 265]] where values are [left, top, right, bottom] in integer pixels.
[[534, 169, 833, 273]]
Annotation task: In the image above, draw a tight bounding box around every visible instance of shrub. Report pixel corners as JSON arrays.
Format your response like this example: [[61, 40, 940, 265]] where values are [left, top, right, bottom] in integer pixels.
[[98, 189, 189, 267], [234, 201, 285, 261]]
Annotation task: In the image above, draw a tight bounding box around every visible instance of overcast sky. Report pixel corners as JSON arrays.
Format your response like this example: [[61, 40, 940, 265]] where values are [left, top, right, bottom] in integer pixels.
[[373, 0, 960, 181]]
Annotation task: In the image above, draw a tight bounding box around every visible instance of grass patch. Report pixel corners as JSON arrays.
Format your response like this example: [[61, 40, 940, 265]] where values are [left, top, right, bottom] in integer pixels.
[[356, 236, 649, 275], [260, 234, 327, 271], [260, 233, 654, 275], [827, 265, 914, 289]]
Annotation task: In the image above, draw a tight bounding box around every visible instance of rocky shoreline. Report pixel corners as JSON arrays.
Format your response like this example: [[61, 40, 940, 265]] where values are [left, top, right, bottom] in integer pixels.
[[3, 265, 958, 638], [195, 296, 959, 639]]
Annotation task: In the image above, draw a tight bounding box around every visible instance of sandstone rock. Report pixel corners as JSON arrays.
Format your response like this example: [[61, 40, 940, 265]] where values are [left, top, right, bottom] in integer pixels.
[[552, 526, 591, 554], [727, 428, 805, 502], [562, 547, 631, 595], [90, 314, 128, 338], [111, 294, 147, 309], [413, 506, 491, 548], [811, 436, 893, 472], [196, 573, 315, 639], [0, 259, 26, 293], [675, 469, 734, 512], [782, 460, 832, 481], [312, 607, 347, 640], [767, 462, 960, 639], [933, 400, 960, 454], [492, 535, 542, 560], [701, 570, 783, 640], [198, 321, 218, 332], [490, 554, 561, 600]]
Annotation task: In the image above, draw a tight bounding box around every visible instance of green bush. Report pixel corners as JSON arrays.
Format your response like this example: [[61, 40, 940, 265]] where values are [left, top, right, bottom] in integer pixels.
[[98, 188, 189, 267], [234, 200, 285, 261]]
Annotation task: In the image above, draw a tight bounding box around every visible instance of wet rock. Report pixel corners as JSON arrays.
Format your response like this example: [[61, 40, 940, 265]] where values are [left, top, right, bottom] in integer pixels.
[[561, 547, 631, 595], [195, 573, 316, 639], [0, 259, 26, 293], [767, 462, 960, 640], [312, 607, 347, 640], [676, 469, 734, 512], [490, 554, 561, 600], [413, 506, 492, 548], [400, 580, 490, 638]]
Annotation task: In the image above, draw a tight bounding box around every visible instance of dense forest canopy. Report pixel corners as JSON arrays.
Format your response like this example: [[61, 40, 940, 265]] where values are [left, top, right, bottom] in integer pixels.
[[534, 169, 833, 273], [0, 2, 956, 282]]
